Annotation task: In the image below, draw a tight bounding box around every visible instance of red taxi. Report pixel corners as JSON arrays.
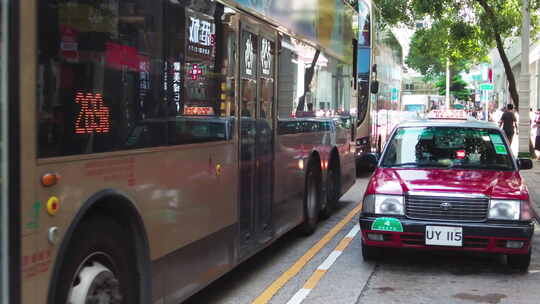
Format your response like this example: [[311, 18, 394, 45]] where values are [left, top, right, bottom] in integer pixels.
[[358, 111, 535, 271]]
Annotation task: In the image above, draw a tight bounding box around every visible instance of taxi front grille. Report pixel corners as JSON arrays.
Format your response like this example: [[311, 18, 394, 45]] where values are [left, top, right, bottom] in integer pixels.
[[405, 194, 489, 222]]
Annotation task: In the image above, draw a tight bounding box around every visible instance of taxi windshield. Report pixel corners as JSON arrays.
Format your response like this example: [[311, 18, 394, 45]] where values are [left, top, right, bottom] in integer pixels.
[[381, 127, 515, 170]]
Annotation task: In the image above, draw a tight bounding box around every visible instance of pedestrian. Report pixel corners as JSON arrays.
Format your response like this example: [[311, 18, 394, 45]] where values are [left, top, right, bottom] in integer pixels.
[[499, 104, 518, 144], [534, 109, 540, 152]]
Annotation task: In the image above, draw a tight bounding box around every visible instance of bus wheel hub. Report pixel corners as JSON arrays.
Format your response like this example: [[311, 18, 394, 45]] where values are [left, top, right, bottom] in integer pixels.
[[69, 261, 122, 304]]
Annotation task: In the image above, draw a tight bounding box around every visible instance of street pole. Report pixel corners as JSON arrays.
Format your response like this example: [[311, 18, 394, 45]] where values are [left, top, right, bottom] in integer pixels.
[[485, 90, 489, 121], [446, 59, 451, 108], [537, 60, 540, 110], [518, 0, 531, 156]]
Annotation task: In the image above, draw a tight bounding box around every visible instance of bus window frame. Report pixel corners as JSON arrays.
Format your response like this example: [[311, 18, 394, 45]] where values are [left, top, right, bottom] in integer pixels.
[[5, 0, 21, 302]]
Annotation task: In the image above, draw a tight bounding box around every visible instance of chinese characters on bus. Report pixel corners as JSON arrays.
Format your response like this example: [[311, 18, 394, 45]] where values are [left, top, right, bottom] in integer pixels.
[[173, 62, 182, 105], [261, 38, 273, 76], [187, 13, 215, 58], [245, 34, 255, 76]]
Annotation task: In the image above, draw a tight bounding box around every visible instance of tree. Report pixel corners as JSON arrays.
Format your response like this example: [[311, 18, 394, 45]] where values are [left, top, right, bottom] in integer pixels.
[[375, 0, 540, 110], [406, 19, 488, 79], [435, 74, 472, 101]]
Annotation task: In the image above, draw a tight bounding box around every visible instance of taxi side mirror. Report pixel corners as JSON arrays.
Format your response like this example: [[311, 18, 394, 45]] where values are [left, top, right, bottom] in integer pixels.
[[359, 152, 379, 172], [518, 158, 533, 170]]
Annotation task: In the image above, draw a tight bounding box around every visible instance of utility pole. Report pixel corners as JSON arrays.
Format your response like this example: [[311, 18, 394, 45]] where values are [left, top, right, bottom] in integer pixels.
[[445, 60, 451, 108], [537, 60, 540, 110], [518, 0, 531, 157]]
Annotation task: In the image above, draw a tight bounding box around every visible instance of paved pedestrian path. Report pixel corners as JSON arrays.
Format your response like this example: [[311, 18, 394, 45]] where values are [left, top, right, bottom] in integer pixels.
[[520, 161, 540, 222]]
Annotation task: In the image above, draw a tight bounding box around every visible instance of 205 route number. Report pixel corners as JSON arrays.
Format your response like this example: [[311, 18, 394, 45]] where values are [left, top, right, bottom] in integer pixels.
[[425, 226, 463, 247]]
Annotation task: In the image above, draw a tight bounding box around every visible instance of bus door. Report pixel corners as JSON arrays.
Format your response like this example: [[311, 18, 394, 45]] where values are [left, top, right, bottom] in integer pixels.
[[238, 19, 276, 256]]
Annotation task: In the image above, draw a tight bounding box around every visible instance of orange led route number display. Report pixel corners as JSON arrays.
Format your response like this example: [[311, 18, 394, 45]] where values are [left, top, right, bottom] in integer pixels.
[[184, 106, 214, 116], [74, 92, 111, 134]]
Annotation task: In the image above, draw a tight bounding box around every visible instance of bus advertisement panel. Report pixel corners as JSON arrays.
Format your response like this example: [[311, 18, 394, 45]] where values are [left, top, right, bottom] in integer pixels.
[[226, 0, 354, 62]]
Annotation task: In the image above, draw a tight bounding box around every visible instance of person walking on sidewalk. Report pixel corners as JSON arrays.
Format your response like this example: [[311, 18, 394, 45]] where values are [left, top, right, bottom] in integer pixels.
[[499, 104, 518, 144]]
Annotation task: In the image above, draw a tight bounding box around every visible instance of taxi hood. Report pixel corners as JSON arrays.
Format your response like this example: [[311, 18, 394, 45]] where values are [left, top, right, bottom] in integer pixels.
[[367, 168, 527, 200]]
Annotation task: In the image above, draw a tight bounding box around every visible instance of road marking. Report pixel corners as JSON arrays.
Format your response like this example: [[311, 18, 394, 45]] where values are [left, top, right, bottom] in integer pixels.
[[285, 224, 361, 304], [251, 205, 363, 304]]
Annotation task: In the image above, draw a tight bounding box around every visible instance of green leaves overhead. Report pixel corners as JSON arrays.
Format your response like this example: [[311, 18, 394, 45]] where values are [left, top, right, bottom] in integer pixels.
[[406, 19, 488, 77], [435, 74, 472, 100], [374, 0, 540, 109]]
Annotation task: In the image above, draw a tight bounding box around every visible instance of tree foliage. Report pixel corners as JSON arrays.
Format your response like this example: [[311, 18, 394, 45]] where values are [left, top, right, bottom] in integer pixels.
[[435, 74, 472, 101], [406, 19, 488, 78], [375, 0, 540, 110]]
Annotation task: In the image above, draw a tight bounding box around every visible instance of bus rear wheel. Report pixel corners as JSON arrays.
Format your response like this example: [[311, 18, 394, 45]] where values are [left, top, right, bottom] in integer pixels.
[[301, 163, 321, 235], [320, 161, 339, 219], [54, 217, 139, 304]]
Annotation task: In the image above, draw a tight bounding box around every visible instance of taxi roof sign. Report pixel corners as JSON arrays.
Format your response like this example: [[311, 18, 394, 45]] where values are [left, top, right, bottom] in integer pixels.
[[427, 109, 468, 120]]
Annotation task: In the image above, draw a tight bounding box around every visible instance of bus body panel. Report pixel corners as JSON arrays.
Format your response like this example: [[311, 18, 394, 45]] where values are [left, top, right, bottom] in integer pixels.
[[32, 142, 237, 302], [21, 0, 358, 303]]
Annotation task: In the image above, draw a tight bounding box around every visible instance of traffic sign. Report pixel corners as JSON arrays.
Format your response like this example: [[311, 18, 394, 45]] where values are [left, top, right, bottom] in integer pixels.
[[391, 88, 399, 101], [480, 83, 493, 90]]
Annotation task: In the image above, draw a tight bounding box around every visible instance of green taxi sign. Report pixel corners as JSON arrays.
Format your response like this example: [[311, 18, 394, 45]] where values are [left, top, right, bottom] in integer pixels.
[[391, 88, 399, 101], [371, 217, 403, 232], [480, 83, 494, 90]]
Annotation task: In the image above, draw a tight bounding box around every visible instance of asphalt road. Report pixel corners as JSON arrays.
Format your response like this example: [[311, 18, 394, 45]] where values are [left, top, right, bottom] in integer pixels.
[[184, 176, 540, 304]]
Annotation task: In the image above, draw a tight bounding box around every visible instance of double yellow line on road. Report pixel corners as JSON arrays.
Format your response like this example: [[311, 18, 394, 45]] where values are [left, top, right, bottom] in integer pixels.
[[251, 203, 363, 304]]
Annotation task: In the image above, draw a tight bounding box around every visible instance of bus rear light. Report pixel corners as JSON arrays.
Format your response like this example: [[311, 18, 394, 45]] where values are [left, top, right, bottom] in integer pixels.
[[47, 196, 60, 216], [41, 172, 59, 187]]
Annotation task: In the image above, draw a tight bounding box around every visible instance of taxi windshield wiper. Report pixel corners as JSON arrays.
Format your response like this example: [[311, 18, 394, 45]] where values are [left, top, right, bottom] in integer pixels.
[[389, 162, 448, 168], [449, 163, 512, 170]]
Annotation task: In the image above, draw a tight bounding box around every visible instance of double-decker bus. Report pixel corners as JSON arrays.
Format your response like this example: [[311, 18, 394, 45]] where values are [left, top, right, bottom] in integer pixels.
[[353, 0, 403, 170], [6, 0, 358, 303]]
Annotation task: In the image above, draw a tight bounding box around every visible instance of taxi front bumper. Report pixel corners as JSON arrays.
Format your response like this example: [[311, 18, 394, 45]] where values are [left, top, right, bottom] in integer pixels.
[[359, 216, 534, 254]]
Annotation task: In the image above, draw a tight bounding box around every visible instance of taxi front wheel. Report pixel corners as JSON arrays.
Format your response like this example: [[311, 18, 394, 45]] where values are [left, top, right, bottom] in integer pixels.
[[507, 249, 531, 272], [361, 242, 382, 261]]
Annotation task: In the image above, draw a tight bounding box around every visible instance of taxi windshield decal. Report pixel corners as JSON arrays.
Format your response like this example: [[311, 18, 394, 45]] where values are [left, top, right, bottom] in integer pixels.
[[495, 144, 508, 155], [489, 134, 504, 144]]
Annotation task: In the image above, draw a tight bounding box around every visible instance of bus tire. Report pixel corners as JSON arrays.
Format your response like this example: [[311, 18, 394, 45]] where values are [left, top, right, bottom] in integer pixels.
[[53, 216, 140, 304], [321, 158, 340, 219], [301, 162, 321, 235]]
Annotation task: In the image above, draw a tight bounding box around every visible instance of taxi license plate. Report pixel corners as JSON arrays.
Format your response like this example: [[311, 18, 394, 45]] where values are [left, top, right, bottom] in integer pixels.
[[425, 226, 463, 247]]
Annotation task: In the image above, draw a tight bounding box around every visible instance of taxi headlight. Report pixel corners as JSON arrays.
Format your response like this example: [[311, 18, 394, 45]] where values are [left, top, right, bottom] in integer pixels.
[[362, 194, 404, 215], [488, 200, 520, 220]]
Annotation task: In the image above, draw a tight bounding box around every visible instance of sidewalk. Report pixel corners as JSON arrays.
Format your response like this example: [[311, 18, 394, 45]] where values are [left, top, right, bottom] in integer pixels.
[[520, 161, 540, 223]]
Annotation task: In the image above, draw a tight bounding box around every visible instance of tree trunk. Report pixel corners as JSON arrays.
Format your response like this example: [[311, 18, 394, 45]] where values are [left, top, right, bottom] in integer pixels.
[[475, 0, 520, 110], [494, 34, 520, 110]]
